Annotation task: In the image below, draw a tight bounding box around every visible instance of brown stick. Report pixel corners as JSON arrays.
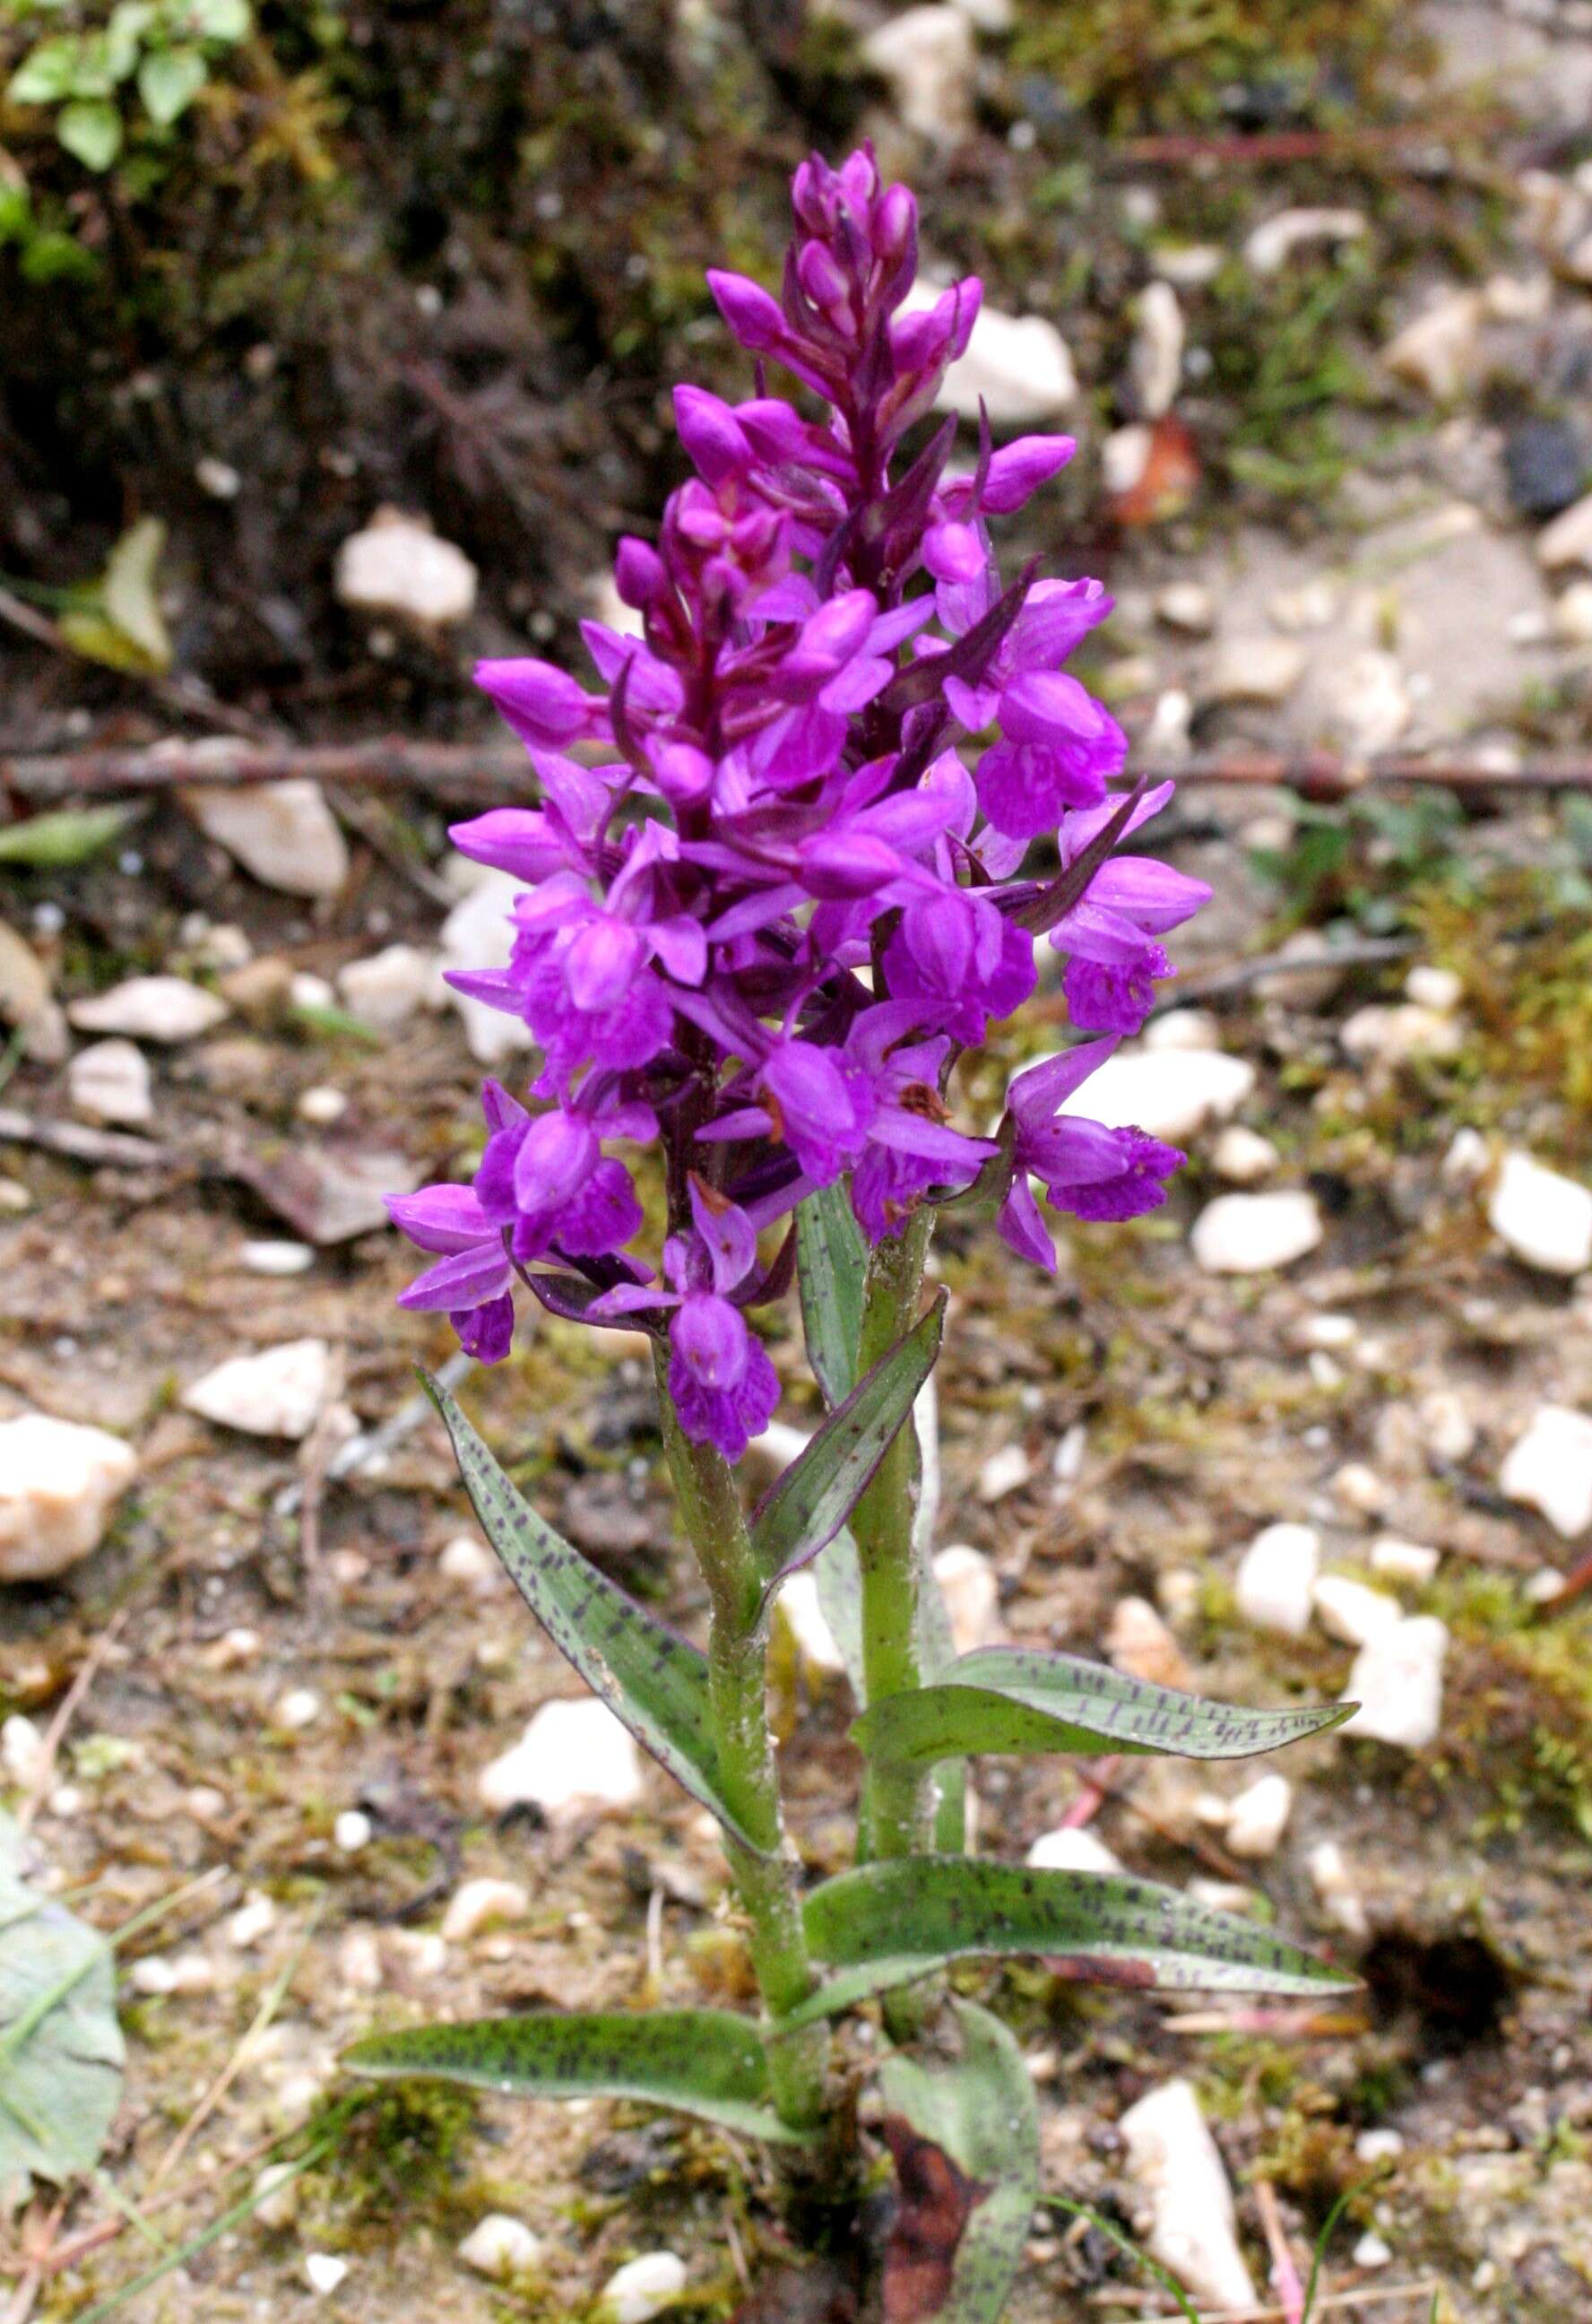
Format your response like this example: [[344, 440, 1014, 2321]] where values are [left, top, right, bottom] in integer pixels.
[[7, 738, 1592, 807]]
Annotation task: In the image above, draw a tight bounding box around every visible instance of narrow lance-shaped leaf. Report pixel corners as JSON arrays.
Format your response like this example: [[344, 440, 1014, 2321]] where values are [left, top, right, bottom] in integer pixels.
[[801, 1858, 1358, 2008], [852, 1647, 1354, 1770], [420, 1371, 767, 1855], [796, 1182, 867, 1409], [878, 1999, 1039, 2324], [345, 2008, 803, 2144], [752, 1295, 945, 1596]]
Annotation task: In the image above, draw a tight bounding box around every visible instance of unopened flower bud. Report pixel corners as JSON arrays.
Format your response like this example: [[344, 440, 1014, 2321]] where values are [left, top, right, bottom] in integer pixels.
[[798, 238, 851, 316], [705, 268, 785, 352], [614, 535, 667, 609], [673, 386, 753, 487]]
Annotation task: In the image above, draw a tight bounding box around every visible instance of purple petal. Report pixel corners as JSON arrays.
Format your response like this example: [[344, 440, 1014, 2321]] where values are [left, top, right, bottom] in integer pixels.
[[385, 1183, 493, 1254]]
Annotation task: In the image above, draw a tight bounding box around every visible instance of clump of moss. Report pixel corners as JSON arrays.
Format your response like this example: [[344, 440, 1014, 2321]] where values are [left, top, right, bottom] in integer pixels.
[[1435, 1574, 1592, 1843], [302, 2081, 480, 2236]]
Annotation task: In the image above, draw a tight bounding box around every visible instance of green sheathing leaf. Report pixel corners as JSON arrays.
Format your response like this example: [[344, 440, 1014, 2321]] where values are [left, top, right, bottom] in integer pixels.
[[853, 1650, 1354, 1768], [804, 1859, 1358, 1996], [345, 2008, 800, 2142], [878, 1999, 1039, 2324], [795, 1183, 867, 1409], [0, 1831, 125, 2194], [752, 1296, 944, 1594], [422, 1371, 766, 1853]]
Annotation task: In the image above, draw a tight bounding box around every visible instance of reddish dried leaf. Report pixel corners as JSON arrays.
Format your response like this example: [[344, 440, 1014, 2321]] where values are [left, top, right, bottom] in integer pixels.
[[1105, 415, 1200, 528], [881, 2117, 992, 2324]]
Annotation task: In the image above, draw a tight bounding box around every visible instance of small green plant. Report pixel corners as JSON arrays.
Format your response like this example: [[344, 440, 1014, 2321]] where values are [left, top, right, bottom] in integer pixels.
[[3, 0, 250, 172]]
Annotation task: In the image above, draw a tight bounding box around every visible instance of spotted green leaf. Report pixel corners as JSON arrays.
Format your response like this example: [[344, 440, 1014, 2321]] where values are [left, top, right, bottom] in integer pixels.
[[878, 1999, 1038, 2324], [345, 2007, 801, 2142], [802, 1858, 1357, 1999], [753, 1295, 944, 1597], [421, 1371, 766, 1854], [852, 1647, 1354, 1769]]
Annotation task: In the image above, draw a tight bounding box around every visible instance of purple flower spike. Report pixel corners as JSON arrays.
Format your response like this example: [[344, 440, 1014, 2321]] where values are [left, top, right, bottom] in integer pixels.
[[390, 141, 1207, 1426]]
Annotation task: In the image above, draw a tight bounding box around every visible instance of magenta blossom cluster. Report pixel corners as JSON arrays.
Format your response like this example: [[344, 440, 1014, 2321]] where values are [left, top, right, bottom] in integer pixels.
[[389, 146, 1207, 1461]]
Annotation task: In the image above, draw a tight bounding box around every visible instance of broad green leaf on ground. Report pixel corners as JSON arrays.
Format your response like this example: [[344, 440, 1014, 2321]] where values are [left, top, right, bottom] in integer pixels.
[[0, 803, 142, 869], [56, 99, 123, 171], [878, 1999, 1039, 2324], [138, 45, 206, 125], [345, 2008, 801, 2142], [0, 1818, 125, 2196], [422, 1371, 767, 1853], [803, 1859, 1358, 1998], [752, 1296, 944, 1595], [795, 1182, 867, 1409], [852, 1649, 1354, 1769], [58, 517, 172, 673]]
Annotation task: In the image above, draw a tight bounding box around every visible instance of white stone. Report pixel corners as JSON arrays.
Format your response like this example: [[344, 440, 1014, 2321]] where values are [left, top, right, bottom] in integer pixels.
[[459, 2215, 542, 2279], [1142, 1008, 1219, 1053], [1203, 637, 1306, 706], [0, 1413, 137, 1583], [253, 2162, 300, 2229], [1486, 1150, 1592, 1275], [1355, 2129, 1405, 2164], [901, 282, 1077, 425], [240, 1239, 315, 1277], [1191, 1192, 1322, 1275], [1312, 1574, 1403, 1647], [932, 1544, 999, 1653], [182, 1340, 332, 1439], [438, 867, 532, 1062], [304, 2253, 349, 2296], [1119, 2079, 1255, 2311], [1418, 1389, 1475, 1463], [276, 1687, 322, 1730], [336, 944, 437, 1032], [228, 1890, 277, 1947], [480, 1697, 644, 1817], [1371, 1536, 1441, 1584], [1154, 582, 1215, 635], [67, 1038, 151, 1126], [1211, 1125, 1277, 1185], [1553, 580, 1592, 643], [975, 1444, 1031, 1504], [1224, 1773, 1294, 1860], [296, 1084, 347, 1124], [1353, 2231, 1393, 2269], [1153, 243, 1223, 290], [336, 509, 478, 628], [67, 975, 228, 1045], [1536, 490, 1592, 572], [2, 1714, 43, 1786], [601, 2250, 688, 2324], [195, 455, 240, 499], [1382, 291, 1483, 399], [333, 1809, 373, 1853], [1269, 577, 1340, 632], [1331, 1462, 1388, 1517], [438, 1534, 503, 1592], [1051, 1045, 1256, 1145], [1339, 1003, 1463, 1065], [129, 1955, 181, 1996], [860, 7, 974, 144], [947, 0, 1012, 28], [289, 971, 336, 1013], [1138, 685, 1193, 761], [1129, 281, 1184, 419], [1026, 1826, 1122, 1876], [1442, 1126, 1489, 1185], [1500, 1404, 1592, 1536], [1405, 964, 1463, 1011], [442, 1877, 530, 1942], [775, 1569, 846, 1676], [1235, 1522, 1319, 1637], [1331, 649, 1410, 754], [1244, 206, 1367, 275], [1483, 271, 1552, 322], [1342, 1617, 1448, 1750], [1101, 422, 1153, 499], [182, 781, 349, 900], [1309, 1838, 1368, 1938]]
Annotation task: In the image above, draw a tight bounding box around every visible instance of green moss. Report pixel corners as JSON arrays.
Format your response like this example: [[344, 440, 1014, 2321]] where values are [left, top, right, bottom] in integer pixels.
[[301, 2081, 480, 2237]]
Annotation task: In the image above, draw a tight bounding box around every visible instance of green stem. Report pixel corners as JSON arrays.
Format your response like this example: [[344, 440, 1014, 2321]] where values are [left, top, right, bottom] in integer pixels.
[[851, 1208, 937, 1862], [653, 1349, 829, 2134]]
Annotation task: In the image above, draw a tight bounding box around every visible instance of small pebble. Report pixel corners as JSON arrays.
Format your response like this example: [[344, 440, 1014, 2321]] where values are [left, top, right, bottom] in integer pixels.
[[775, 1570, 847, 1675], [276, 1687, 322, 1730], [1154, 581, 1215, 635], [1211, 1125, 1277, 1185], [975, 1444, 1032, 1505], [932, 1544, 1000, 1652], [182, 1340, 331, 1440], [1312, 1574, 1403, 1647], [254, 2161, 300, 2228], [1106, 1596, 1192, 1690], [304, 2252, 349, 2295], [1355, 2129, 1405, 2163], [239, 1239, 316, 1277], [480, 1698, 644, 1817], [228, 1891, 278, 1947], [438, 1534, 502, 1591], [1224, 1773, 1294, 1860], [1353, 2233, 1394, 2270], [66, 1038, 152, 1127], [1309, 1839, 1369, 1938], [1342, 1617, 1448, 1751], [1486, 1149, 1592, 1277], [333, 1809, 373, 1854], [1203, 636, 1306, 706], [1, 1713, 44, 1786], [601, 2250, 688, 2324], [1371, 1536, 1441, 1584], [297, 1083, 348, 1125], [1404, 963, 1464, 1012], [1190, 1191, 1322, 1275], [1331, 1462, 1388, 1517], [1119, 2080, 1255, 2310], [1417, 1388, 1475, 1463], [1234, 1522, 1319, 1638], [1499, 1404, 1592, 1537], [442, 1877, 530, 1943], [1025, 1827, 1122, 1876], [458, 2214, 542, 2279]]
